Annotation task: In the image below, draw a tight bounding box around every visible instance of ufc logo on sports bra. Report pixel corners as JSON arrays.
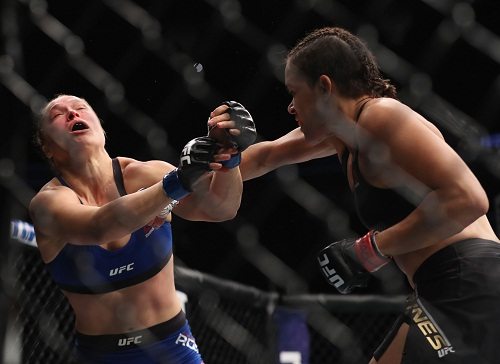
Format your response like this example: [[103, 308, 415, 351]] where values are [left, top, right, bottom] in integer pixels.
[[109, 263, 134, 276]]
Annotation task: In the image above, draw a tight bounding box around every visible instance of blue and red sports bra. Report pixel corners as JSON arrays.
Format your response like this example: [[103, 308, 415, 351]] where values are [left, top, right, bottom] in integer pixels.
[[46, 158, 173, 294]]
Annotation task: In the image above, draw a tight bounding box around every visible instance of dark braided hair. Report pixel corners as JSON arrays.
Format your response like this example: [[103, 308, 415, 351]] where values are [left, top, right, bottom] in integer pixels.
[[287, 27, 397, 99]]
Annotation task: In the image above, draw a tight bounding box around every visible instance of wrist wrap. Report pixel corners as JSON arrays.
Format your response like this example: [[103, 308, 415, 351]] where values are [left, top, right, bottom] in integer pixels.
[[353, 230, 391, 272], [162, 169, 190, 200], [221, 153, 241, 169]]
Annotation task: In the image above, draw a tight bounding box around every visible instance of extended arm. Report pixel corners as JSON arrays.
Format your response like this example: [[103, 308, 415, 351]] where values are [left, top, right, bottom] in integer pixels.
[[208, 103, 336, 181], [30, 137, 231, 248], [240, 127, 336, 180], [175, 166, 242, 221], [30, 178, 175, 246]]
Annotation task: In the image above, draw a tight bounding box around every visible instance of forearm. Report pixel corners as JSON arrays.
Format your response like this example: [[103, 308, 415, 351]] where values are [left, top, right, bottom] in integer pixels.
[[240, 143, 274, 180], [376, 186, 488, 256], [240, 129, 336, 181], [188, 169, 242, 221], [240, 140, 297, 181], [90, 182, 173, 242], [316, 186, 488, 294], [210, 168, 243, 217], [31, 180, 174, 245]]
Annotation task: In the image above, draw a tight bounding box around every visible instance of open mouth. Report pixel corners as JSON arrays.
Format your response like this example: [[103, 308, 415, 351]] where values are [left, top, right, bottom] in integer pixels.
[[71, 122, 89, 132]]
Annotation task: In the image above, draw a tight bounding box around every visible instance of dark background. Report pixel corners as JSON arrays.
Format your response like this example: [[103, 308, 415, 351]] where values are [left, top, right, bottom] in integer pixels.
[[2, 0, 500, 295]]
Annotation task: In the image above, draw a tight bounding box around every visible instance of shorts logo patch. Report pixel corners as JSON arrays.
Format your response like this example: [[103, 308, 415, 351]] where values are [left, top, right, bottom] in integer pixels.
[[118, 335, 142, 346], [175, 332, 199, 353], [409, 299, 455, 359]]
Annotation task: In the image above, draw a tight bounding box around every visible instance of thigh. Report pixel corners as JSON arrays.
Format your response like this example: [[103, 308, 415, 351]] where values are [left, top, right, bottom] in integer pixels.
[[370, 316, 408, 364]]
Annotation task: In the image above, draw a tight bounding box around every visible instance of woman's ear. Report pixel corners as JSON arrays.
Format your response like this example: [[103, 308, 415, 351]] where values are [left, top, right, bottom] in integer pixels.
[[318, 75, 334, 95], [41, 145, 53, 159], [40, 136, 54, 159]]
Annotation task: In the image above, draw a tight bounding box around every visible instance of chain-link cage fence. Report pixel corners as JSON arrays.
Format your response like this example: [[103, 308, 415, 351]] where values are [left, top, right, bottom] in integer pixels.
[[9, 240, 404, 364], [3, 0, 500, 363]]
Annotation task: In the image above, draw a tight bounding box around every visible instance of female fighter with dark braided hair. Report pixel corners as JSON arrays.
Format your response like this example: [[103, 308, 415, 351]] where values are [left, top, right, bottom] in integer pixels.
[[209, 27, 500, 363]]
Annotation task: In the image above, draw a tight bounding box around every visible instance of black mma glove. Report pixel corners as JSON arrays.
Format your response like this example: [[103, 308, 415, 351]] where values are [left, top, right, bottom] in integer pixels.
[[317, 230, 391, 294], [208, 100, 256, 152], [162, 136, 219, 200]]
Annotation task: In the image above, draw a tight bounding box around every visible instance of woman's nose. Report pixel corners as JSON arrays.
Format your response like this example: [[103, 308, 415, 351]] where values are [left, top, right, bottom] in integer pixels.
[[287, 101, 296, 115], [67, 110, 79, 120]]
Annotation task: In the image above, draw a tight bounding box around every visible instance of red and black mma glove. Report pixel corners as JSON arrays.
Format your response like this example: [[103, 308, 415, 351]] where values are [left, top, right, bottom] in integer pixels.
[[208, 101, 257, 169], [317, 230, 391, 294], [162, 136, 219, 200]]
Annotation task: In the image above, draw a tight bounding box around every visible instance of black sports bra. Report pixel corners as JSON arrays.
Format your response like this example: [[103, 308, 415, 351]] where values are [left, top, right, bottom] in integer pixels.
[[341, 99, 419, 231]]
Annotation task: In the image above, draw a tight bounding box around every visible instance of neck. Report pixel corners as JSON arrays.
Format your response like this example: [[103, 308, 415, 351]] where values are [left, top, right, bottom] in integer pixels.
[[334, 95, 371, 120], [55, 149, 116, 205], [355, 95, 373, 106]]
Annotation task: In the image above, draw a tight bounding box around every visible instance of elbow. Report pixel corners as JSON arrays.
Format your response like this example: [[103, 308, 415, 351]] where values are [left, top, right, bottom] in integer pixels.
[[458, 184, 489, 227], [211, 205, 240, 222], [433, 182, 489, 232], [467, 178, 490, 216], [206, 214, 236, 223], [208, 199, 241, 222], [224, 206, 240, 221], [213, 213, 237, 223], [471, 189, 489, 218]]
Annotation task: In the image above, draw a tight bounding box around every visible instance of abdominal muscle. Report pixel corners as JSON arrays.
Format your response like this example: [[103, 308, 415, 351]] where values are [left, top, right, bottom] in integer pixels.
[[65, 259, 181, 335], [394, 215, 500, 287]]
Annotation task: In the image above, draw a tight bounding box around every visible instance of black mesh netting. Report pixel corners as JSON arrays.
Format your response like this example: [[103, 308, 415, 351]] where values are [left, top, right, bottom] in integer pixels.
[[11, 243, 403, 364]]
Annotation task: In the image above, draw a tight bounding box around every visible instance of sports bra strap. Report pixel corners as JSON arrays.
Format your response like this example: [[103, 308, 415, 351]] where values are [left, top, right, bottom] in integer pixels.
[[56, 175, 83, 204], [112, 158, 127, 196], [56, 158, 126, 200], [354, 98, 372, 122]]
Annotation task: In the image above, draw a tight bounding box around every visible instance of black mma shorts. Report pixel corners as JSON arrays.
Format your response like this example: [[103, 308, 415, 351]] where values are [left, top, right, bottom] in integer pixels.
[[374, 238, 500, 364]]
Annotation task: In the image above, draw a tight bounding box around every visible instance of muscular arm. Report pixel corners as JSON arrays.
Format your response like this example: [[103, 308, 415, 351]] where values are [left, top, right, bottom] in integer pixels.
[[240, 127, 336, 181], [30, 152, 242, 250], [29, 175, 174, 247], [124, 158, 242, 223], [358, 99, 489, 256], [175, 167, 243, 222]]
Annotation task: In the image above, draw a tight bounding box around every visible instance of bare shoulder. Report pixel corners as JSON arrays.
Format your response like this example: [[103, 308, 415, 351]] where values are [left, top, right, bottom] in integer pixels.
[[30, 178, 80, 211], [29, 181, 82, 255], [358, 98, 443, 139], [117, 156, 176, 192], [359, 98, 411, 128]]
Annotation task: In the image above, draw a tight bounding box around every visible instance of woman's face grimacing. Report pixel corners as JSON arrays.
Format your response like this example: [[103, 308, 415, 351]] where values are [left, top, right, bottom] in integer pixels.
[[39, 95, 105, 159]]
